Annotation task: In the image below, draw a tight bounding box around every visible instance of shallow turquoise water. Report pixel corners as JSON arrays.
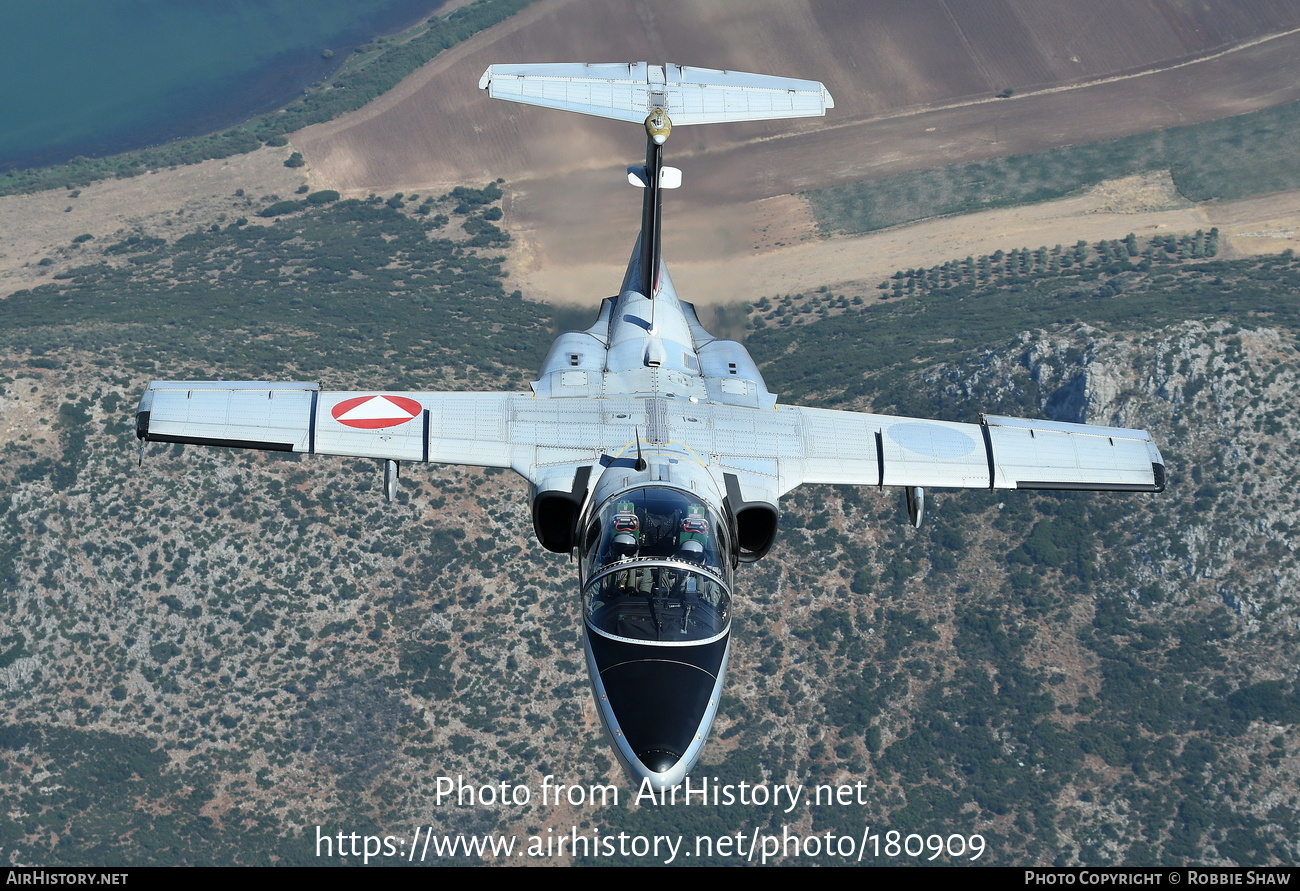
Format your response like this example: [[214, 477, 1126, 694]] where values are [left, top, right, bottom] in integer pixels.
[[0, 0, 444, 169]]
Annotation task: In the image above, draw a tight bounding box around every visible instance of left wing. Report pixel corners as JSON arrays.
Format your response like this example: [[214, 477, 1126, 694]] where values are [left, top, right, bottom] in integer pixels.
[[774, 406, 1165, 494], [136, 382, 691, 484]]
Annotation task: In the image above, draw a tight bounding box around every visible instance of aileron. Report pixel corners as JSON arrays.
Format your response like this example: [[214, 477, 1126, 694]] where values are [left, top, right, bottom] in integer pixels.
[[138, 382, 317, 454]]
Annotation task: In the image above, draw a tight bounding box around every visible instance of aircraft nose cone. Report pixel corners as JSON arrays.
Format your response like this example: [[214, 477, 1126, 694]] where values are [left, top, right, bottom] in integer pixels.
[[600, 657, 712, 765], [637, 748, 681, 773], [585, 630, 730, 788]]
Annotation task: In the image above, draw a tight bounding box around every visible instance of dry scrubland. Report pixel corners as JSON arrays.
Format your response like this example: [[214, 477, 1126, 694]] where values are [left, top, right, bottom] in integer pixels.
[[0, 148, 308, 298], [6, 217, 1300, 862]]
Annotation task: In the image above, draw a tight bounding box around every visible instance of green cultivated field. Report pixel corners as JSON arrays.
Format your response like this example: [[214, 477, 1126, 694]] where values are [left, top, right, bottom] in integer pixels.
[[809, 100, 1300, 235]]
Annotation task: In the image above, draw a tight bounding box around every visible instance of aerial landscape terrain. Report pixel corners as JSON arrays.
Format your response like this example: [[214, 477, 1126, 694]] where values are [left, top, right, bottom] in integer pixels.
[[0, 0, 459, 171], [2, 0, 1300, 866]]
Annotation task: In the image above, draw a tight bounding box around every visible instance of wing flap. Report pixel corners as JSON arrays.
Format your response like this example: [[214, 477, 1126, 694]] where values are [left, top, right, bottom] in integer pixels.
[[788, 408, 992, 491], [423, 393, 514, 467]]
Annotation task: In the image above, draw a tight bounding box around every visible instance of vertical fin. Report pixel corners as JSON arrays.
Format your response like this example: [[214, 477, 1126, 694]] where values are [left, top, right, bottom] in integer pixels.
[[640, 116, 665, 305]]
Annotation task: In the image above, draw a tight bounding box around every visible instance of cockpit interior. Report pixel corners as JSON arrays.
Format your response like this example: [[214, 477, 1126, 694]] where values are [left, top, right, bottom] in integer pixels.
[[581, 487, 732, 644]]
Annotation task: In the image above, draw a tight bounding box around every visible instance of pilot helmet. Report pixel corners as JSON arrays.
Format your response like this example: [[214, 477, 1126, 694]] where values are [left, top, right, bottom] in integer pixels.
[[677, 538, 705, 563], [612, 532, 638, 556]]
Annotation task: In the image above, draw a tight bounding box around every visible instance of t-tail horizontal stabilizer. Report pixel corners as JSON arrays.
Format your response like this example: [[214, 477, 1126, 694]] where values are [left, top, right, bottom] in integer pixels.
[[478, 62, 834, 126], [480, 62, 832, 303]]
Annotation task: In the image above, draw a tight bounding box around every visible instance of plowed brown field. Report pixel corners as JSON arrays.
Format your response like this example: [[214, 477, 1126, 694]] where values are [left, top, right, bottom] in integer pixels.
[[296, 0, 1300, 194], [290, 0, 1300, 307]]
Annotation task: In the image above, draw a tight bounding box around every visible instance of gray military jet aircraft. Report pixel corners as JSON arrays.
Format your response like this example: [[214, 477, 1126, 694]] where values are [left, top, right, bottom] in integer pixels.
[[136, 63, 1164, 790]]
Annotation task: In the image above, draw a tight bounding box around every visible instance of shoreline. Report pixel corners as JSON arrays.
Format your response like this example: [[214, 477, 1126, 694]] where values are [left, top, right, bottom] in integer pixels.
[[0, 0, 452, 174]]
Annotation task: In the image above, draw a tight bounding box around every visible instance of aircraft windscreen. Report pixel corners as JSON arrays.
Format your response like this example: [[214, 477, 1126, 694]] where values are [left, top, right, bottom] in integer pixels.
[[581, 488, 732, 643]]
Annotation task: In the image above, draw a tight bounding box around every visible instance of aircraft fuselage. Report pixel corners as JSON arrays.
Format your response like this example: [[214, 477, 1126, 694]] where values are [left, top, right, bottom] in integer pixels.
[[136, 62, 1163, 794], [539, 246, 758, 787]]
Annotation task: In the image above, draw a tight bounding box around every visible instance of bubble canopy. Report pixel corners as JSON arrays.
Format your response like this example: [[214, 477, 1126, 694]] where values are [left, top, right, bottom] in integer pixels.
[[581, 487, 732, 644]]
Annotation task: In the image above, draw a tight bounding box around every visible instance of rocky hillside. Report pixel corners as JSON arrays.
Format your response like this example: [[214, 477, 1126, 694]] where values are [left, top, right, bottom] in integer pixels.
[[2, 193, 1298, 865]]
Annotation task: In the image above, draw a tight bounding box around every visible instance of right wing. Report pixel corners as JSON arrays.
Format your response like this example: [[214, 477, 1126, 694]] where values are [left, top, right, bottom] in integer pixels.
[[136, 382, 692, 485], [136, 382, 519, 469]]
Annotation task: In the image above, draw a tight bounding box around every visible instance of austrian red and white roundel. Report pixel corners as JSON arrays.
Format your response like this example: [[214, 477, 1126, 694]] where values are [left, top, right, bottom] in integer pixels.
[[330, 395, 423, 429]]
